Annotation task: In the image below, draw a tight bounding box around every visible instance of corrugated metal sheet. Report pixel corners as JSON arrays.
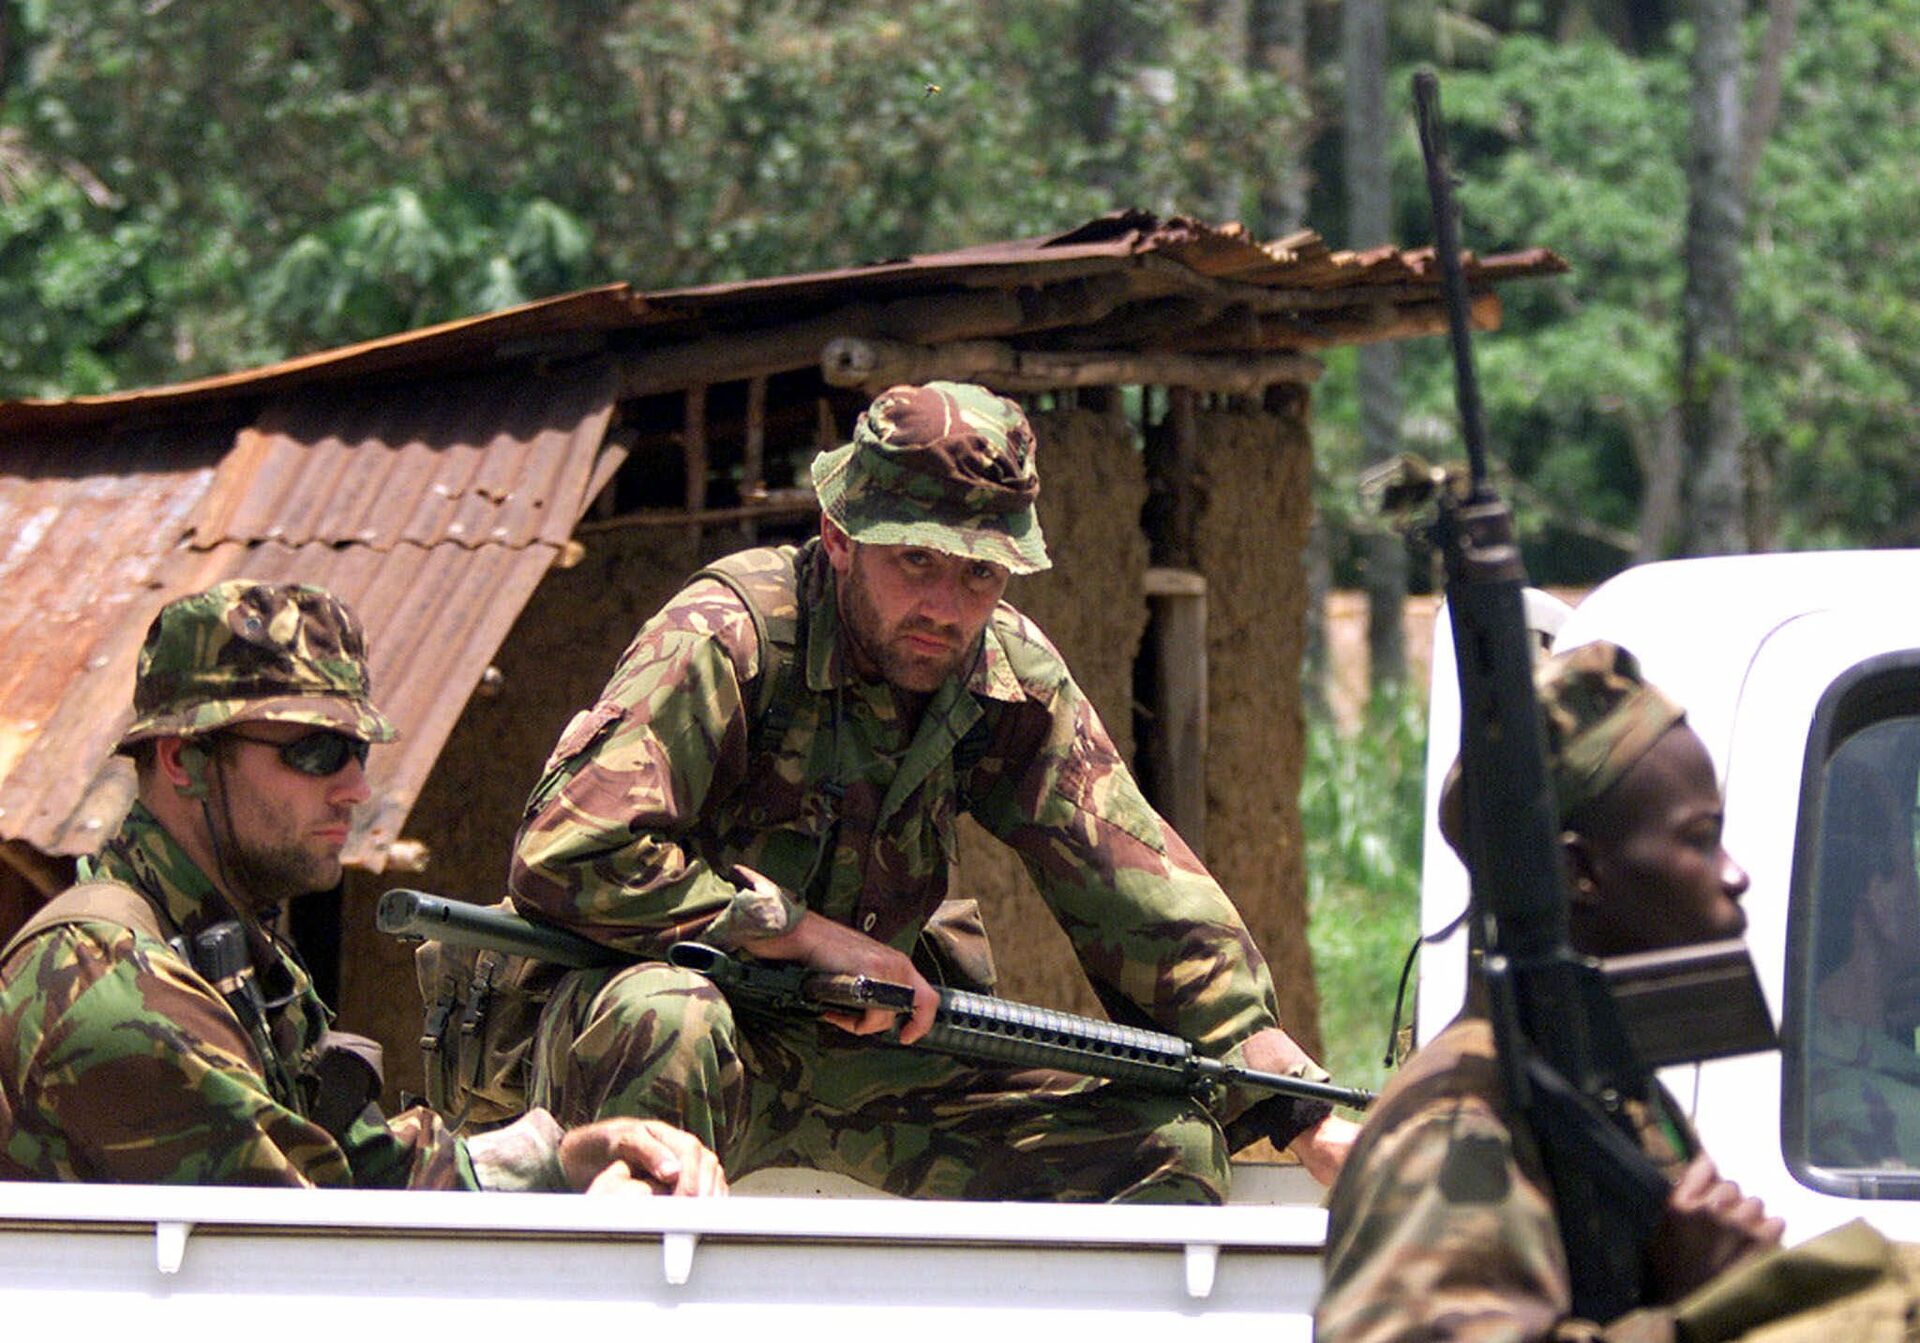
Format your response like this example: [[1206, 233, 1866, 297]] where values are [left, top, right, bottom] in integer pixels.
[[0, 362, 620, 864], [0, 287, 655, 437], [192, 367, 616, 553]]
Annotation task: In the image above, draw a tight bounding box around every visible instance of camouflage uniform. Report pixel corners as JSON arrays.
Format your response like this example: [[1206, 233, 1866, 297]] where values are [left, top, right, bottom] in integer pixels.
[[0, 581, 566, 1189], [1322, 1019, 1920, 1343], [1316, 1013, 1695, 1343], [510, 383, 1323, 1202], [1806, 1015, 1920, 1171]]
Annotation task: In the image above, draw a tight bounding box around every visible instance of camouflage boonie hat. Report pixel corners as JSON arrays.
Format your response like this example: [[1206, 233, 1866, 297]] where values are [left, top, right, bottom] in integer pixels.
[[1441, 640, 1685, 839], [811, 381, 1051, 575], [116, 580, 398, 751]]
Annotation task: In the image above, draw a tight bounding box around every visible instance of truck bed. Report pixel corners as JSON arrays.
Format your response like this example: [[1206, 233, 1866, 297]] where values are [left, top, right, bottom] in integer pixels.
[[0, 1163, 1327, 1336]]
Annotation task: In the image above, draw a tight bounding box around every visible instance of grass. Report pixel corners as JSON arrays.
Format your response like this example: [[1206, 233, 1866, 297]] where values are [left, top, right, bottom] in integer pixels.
[[1303, 680, 1429, 1095]]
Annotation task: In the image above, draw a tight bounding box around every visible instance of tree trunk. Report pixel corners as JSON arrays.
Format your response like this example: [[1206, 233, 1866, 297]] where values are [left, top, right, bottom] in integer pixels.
[[1343, 0, 1406, 686], [1250, 0, 1312, 234], [1740, 0, 1800, 197], [1679, 0, 1747, 556], [1071, 0, 1149, 199], [1630, 407, 1685, 562], [1200, 0, 1251, 225]]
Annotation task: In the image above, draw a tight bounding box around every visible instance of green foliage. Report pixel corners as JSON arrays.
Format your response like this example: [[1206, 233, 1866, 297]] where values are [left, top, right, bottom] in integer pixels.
[[1743, 0, 1920, 546], [5, 0, 1919, 559], [252, 189, 595, 351], [1303, 683, 1428, 1093], [1358, 5, 1920, 571], [0, 0, 1305, 389]]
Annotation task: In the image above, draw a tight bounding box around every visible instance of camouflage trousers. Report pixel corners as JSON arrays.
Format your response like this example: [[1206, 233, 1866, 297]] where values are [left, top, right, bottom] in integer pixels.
[[529, 962, 1231, 1204]]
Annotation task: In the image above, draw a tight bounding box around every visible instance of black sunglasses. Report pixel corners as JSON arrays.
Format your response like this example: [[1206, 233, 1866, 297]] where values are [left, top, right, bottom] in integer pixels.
[[222, 728, 370, 778]]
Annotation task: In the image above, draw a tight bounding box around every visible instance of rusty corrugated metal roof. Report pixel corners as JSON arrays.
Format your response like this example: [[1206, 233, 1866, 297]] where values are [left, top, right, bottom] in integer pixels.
[[0, 362, 620, 865], [0, 210, 1565, 866]]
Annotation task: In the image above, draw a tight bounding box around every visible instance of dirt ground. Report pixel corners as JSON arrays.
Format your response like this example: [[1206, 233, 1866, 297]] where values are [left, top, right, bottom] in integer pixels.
[[1321, 591, 1440, 730]]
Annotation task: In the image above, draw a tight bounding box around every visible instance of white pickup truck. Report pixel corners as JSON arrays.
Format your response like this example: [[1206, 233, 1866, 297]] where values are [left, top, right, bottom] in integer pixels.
[[8, 548, 1919, 1332], [1420, 548, 1920, 1247]]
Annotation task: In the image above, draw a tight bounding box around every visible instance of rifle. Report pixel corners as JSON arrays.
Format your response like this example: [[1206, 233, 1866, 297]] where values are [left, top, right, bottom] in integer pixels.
[[378, 888, 1374, 1112], [1408, 71, 1672, 1322]]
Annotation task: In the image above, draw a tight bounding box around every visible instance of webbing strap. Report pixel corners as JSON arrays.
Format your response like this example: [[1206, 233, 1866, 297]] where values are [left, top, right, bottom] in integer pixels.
[[2, 879, 171, 965]]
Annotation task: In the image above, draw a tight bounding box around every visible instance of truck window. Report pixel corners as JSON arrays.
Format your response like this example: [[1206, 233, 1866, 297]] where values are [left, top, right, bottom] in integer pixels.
[[1787, 663, 1920, 1197]]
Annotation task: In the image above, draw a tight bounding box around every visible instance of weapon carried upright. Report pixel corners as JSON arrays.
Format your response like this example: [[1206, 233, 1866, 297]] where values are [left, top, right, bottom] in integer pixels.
[[1405, 70, 1671, 1321]]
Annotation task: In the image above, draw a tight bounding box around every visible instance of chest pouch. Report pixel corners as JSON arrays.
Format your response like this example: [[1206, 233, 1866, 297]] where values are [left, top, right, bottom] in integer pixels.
[[413, 906, 568, 1131]]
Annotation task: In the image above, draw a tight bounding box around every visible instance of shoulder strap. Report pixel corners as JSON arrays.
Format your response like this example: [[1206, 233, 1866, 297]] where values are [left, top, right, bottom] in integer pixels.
[[2, 879, 172, 965], [686, 544, 807, 756]]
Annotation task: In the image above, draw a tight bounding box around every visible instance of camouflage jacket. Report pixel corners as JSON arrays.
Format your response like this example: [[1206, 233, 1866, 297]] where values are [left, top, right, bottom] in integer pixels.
[[1806, 1013, 1920, 1171], [0, 804, 556, 1189], [511, 543, 1289, 1120], [1317, 1013, 1695, 1343]]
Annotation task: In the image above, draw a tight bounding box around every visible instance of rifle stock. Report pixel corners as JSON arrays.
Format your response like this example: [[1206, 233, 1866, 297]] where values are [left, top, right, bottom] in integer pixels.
[[378, 889, 1375, 1112]]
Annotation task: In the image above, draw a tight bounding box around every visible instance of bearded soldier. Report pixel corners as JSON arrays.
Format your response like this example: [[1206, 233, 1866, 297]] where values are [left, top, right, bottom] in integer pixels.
[[510, 380, 1356, 1202]]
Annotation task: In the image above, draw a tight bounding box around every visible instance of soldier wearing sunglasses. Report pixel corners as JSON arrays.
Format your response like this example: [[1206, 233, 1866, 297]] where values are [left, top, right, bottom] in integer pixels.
[[0, 580, 726, 1196]]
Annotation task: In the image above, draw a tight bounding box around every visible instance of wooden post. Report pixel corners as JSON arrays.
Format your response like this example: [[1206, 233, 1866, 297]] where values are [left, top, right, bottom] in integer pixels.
[[743, 376, 767, 544], [682, 385, 709, 513], [1166, 385, 1199, 569], [1144, 568, 1208, 859], [817, 397, 840, 452], [681, 385, 709, 553]]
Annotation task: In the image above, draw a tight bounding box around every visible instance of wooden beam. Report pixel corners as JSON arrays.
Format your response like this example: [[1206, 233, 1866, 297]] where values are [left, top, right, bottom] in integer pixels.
[[1125, 248, 1513, 316], [821, 337, 1322, 395], [1143, 569, 1208, 858], [1272, 292, 1502, 352], [615, 274, 1137, 400]]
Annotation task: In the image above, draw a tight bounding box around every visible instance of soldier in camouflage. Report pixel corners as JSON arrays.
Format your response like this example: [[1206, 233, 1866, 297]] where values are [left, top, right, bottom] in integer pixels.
[[1317, 641, 1783, 1342], [0, 580, 724, 1194], [510, 380, 1358, 1202]]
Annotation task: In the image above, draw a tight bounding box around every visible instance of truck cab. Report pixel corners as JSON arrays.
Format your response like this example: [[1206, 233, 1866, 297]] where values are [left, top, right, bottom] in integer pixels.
[[1420, 549, 1920, 1243]]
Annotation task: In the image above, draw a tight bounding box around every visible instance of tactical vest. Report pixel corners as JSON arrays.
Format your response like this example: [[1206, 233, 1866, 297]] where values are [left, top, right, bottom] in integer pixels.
[[690, 540, 999, 803]]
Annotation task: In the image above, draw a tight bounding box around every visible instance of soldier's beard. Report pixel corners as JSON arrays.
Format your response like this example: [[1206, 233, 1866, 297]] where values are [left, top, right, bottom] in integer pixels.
[[226, 834, 343, 906], [205, 773, 348, 910]]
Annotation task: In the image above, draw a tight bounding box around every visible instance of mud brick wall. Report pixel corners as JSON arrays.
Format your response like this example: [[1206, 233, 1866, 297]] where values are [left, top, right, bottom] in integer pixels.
[[1189, 404, 1320, 1059], [954, 403, 1150, 1014], [956, 400, 1321, 1062]]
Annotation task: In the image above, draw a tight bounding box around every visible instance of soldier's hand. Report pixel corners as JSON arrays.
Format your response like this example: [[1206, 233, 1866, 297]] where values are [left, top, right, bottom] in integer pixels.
[[1645, 1155, 1783, 1301], [1288, 1114, 1360, 1185], [559, 1117, 729, 1197], [748, 906, 941, 1045], [1239, 1027, 1358, 1185]]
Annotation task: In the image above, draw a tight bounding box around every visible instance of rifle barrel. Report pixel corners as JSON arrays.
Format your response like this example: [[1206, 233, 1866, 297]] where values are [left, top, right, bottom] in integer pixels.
[[376, 889, 620, 968], [1412, 70, 1492, 492]]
